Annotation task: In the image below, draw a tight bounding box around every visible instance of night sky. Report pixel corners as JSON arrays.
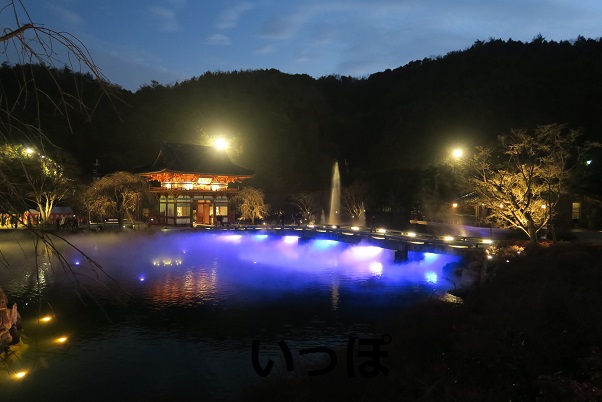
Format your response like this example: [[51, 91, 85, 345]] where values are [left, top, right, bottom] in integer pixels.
[[23, 0, 602, 91]]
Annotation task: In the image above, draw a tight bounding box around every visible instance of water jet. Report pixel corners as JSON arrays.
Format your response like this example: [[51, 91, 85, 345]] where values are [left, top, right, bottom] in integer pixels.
[[328, 161, 341, 225]]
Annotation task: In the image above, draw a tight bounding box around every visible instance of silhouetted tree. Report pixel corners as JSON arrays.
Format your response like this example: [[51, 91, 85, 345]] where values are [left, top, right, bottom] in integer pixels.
[[290, 191, 320, 222], [0, 2, 117, 349], [342, 181, 371, 225], [1, 1, 115, 214]]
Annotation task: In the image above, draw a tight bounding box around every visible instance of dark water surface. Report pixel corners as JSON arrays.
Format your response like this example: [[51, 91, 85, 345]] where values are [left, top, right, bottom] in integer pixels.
[[0, 231, 460, 400]]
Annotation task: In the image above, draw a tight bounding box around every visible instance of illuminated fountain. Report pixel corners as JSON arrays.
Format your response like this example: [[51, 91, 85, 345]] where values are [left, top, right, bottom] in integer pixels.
[[328, 161, 341, 225]]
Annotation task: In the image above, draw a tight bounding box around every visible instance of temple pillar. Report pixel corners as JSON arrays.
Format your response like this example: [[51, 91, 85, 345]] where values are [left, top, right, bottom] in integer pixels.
[[174, 195, 178, 226], [212, 195, 217, 226]]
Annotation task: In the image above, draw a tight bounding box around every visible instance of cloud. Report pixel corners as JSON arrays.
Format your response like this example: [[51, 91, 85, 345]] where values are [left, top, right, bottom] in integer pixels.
[[258, 9, 311, 40], [255, 45, 276, 55], [85, 45, 187, 90], [204, 33, 231, 46], [215, 2, 255, 29], [44, 4, 84, 27], [149, 6, 181, 32]]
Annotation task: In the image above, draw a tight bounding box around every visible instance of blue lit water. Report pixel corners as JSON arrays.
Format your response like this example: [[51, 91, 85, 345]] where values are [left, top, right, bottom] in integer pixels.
[[0, 231, 461, 400]]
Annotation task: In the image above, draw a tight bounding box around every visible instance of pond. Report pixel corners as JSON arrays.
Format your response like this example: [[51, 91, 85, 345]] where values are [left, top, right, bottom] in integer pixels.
[[0, 230, 461, 400]]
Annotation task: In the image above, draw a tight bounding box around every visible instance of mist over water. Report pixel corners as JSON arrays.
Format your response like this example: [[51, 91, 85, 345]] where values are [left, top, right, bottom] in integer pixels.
[[0, 231, 460, 400]]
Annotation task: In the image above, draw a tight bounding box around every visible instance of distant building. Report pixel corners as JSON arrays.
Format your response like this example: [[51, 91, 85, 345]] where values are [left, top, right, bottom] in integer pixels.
[[138, 142, 254, 227], [24, 206, 74, 226], [566, 194, 602, 230]]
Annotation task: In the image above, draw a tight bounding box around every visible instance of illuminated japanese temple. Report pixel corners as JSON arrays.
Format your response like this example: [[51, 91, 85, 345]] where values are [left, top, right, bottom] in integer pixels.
[[138, 142, 254, 226]]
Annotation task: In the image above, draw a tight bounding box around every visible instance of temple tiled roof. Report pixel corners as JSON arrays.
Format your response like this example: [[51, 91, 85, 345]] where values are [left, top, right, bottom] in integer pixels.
[[139, 142, 254, 177]]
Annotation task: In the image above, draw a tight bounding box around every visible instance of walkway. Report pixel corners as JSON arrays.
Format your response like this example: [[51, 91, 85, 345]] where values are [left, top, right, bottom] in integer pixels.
[[204, 223, 495, 261]]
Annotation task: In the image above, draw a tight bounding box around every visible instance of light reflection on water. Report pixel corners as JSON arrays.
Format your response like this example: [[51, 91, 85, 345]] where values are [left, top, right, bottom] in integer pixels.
[[0, 231, 461, 400]]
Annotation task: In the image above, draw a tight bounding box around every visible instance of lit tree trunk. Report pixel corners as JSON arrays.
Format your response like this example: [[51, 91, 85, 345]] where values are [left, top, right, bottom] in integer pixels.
[[39, 204, 50, 226], [40, 196, 55, 226], [526, 214, 539, 245], [547, 198, 557, 243], [116, 197, 124, 230], [31, 193, 56, 226]]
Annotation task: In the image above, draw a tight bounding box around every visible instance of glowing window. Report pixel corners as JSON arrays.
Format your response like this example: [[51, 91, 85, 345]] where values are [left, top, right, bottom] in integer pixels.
[[572, 202, 581, 220]]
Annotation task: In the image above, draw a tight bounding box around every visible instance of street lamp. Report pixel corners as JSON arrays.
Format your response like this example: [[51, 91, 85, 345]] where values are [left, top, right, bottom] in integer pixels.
[[452, 148, 463, 159], [214, 138, 228, 151]]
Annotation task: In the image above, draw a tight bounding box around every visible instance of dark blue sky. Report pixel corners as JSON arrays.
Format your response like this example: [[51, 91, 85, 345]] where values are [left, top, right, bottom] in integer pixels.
[[29, 0, 602, 90]]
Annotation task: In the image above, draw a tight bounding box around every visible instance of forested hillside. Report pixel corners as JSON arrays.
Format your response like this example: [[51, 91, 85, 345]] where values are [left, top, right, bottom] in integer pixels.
[[4, 36, 602, 203]]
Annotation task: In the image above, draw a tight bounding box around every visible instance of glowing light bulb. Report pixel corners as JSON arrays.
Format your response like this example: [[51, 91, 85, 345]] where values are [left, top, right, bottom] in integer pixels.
[[214, 138, 228, 150], [41, 316, 52, 322]]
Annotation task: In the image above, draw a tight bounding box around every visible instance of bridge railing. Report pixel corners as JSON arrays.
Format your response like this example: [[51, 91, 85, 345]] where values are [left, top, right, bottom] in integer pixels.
[[195, 223, 496, 253]]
